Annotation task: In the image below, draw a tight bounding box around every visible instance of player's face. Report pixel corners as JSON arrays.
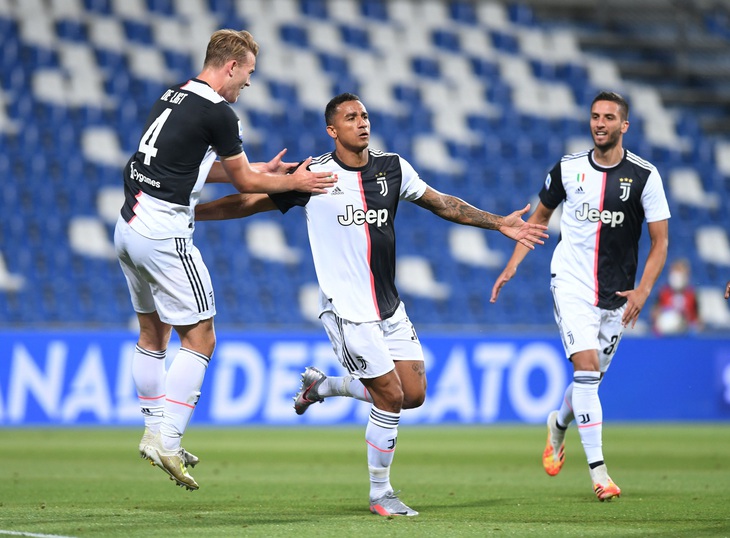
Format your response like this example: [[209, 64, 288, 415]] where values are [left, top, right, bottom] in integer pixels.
[[328, 100, 370, 153], [221, 52, 256, 103], [590, 100, 628, 151]]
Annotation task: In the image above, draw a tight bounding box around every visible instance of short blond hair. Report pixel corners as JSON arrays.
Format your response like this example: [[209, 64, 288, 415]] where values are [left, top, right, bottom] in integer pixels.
[[203, 29, 259, 69]]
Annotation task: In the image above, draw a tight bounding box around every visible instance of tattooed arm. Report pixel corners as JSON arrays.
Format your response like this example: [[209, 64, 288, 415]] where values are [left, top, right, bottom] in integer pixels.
[[412, 186, 548, 248]]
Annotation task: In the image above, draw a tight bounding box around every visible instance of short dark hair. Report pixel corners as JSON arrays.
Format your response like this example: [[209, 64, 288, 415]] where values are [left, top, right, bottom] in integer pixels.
[[591, 91, 629, 120], [324, 92, 361, 125]]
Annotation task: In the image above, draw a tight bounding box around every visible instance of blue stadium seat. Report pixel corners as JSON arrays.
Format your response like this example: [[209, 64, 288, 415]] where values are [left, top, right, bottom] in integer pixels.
[[55, 19, 88, 42], [361, 0, 388, 21], [123, 20, 153, 45], [340, 24, 371, 50]]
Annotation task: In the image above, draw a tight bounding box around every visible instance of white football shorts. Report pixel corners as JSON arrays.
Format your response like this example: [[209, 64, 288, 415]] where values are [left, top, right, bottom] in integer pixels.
[[114, 217, 215, 326], [321, 301, 424, 379], [550, 283, 626, 373]]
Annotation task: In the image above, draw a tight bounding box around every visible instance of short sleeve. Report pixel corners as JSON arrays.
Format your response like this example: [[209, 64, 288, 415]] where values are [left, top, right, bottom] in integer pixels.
[[269, 191, 312, 213], [209, 103, 243, 159], [538, 162, 566, 209], [399, 157, 428, 201], [641, 168, 671, 222]]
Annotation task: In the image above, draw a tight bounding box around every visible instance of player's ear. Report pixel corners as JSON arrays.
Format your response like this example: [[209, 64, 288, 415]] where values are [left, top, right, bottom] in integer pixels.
[[326, 124, 337, 140]]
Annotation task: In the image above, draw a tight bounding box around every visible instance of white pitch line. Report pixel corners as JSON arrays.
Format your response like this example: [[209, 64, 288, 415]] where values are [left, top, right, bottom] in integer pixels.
[[0, 531, 77, 538]]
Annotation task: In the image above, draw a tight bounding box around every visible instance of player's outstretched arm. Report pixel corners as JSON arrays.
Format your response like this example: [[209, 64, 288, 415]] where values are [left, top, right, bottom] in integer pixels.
[[206, 149, 299, 184], [413, 187, 548, 248], [195, 193, 277, 221], [725, 281, 730, 300], [221, 154, 335, 194], [490, 201, 554, 303]]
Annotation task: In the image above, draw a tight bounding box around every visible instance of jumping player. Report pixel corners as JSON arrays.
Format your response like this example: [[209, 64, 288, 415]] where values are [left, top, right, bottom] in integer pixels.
[[114, 29, 334, 491]]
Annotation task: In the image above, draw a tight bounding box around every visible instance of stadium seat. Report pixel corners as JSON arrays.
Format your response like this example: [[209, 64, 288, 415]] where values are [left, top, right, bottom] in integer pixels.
[[298, 282, 322, 324], [714, 139, 730, 176], [96, 186, 125, 225], [413, 135, 464, 174], [396, 255, 450, 300], [697, 287, 730, 329], [668, 168, 720, 210], [696, 226, 730, 266], [0, 252, 25, 292], [68, 216, 117, 260], [245, 220, 302, 265], [82, 126, 127, 166], [448, 227, 505, 268]]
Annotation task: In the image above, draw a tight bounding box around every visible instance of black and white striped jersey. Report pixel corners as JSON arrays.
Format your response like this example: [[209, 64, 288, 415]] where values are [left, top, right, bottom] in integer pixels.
[[121, 78, 243, 239], [270, 149, 428, 323], [540, 148, 671, 310]]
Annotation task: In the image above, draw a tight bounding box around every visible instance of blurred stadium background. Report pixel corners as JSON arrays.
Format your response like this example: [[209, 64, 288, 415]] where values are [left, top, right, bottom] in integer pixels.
[[1, 0, 730, 332]]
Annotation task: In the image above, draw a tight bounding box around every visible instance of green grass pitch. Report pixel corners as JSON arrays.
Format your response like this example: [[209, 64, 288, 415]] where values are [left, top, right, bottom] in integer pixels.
[[1, 424, 728, 537]]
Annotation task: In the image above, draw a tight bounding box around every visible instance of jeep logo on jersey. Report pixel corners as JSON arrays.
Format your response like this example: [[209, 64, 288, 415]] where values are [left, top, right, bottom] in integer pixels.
[[619, 177, 633, 201], [338, 205, 389, 227], [575, 203, 625, 227]]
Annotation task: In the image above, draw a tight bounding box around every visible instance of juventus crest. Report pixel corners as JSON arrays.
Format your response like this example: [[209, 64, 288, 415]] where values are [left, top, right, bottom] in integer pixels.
[[376, 172, 388, 196], [619, 177, 633, 201]]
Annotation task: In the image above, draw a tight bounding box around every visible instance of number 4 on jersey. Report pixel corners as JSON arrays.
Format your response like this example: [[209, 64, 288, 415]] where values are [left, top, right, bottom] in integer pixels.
[[138, 108, 172, 165]]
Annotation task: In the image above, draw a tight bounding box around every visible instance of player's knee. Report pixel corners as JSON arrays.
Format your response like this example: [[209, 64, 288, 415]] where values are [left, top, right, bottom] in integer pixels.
[[377, 385, 404, 411], [402, 391, 426, 410]]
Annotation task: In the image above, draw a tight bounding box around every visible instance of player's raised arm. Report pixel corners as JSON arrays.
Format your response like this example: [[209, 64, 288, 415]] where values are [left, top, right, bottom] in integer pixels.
[[221, 154, 335, 194], [207, 149, 303, 184]]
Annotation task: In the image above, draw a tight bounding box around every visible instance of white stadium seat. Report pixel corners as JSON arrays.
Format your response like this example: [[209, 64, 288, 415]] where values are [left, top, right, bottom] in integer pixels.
[[449, 227, 505, 268], [69, 217, 117, 260], [246, 221, 301, 265], [697, 287, 730, 329], [696, 227, 730, 266], [669, 168, 720, 210], [396, 255, 450, 300]]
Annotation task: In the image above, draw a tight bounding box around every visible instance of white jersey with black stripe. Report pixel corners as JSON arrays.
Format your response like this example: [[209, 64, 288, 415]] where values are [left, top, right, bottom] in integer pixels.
[[539, 148, 671, 309], [271, 149, 428, 323], [121, 79, 243, 239]]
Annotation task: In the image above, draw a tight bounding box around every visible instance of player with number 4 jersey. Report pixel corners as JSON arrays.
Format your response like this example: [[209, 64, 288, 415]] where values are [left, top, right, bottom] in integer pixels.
[[491, 91, 670, 501], [114, 29, 335, 492]]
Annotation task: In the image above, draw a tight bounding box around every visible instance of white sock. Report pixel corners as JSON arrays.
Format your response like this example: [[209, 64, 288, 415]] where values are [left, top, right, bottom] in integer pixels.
[[319, 375, 373, 403], [571, 370, 603, 465], [589, 463, 611, 485], [366, 406, 400, 500], [557, 382, 575, 428], [132, 345, 166, 433], [160, 347, 209, 451]]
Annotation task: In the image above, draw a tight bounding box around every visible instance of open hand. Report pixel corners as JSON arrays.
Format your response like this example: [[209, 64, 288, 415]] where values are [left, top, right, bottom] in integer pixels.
[[499, 204, 549, 249], [262, 148, 298, 174], [289, 156, 337, 194]]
